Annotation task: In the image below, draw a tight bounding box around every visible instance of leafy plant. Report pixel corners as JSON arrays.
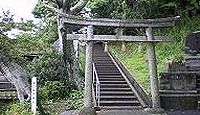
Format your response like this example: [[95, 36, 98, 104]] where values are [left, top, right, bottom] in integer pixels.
[[66, 90, 84, 110], [39, 81, 72, 102], [27, 52, 68, 84], [0, 102, 32, 115]]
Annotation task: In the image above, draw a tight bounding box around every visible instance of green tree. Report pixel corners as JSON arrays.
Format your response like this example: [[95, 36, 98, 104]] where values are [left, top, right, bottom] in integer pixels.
[[33, 0, 89, 88]]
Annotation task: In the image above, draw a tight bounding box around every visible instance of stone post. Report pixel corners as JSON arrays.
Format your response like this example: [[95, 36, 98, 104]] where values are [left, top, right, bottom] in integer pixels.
[[104, 42, 109, 52], [31, 77, 37, 115], [84, 25, 93, 107], [145, 27, 161, 109], [116, 28, 126, 52]]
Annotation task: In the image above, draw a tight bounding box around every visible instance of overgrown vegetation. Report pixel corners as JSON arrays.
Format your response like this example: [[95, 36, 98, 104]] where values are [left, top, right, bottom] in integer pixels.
[[0, 6, 84, 114], [111, 16, 200, 92], [0, 102, 32, 115]]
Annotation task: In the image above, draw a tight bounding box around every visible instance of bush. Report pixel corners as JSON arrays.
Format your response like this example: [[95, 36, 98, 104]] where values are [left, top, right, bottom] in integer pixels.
[[27, 52, 68, 84], [39, 81, 73, 102], [66, 90, 84, 110], [0, 102, 32, 115]]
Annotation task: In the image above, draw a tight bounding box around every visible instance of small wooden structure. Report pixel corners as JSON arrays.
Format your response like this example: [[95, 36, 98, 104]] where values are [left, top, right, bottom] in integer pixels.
[[58, 13, 179, 111]]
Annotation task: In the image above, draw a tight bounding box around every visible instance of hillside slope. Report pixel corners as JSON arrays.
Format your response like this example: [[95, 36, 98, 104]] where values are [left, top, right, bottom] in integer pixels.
[[111, 17, 200, 93]]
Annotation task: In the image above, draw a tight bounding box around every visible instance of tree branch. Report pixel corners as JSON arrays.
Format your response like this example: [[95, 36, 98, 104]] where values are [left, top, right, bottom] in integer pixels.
[[70, 0, 89, 14]]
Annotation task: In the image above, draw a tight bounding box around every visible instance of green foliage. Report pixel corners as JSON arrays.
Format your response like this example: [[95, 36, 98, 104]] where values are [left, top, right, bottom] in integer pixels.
[[27, 52, 68, 83], [32, 2, 55, 19], [0, 10, 15, 33], [89, 0, 200, 20], [0, 35, 13, 56], [0, 9, 36, 34], [0, 102, 32, 115], [66, 90, 84, 110], [39, 81, 72, 102], [111, 17, 200, 92]]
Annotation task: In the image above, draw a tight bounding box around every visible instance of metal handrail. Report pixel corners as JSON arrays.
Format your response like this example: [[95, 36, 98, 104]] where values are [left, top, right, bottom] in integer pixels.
[[92, 63, 100, 106]]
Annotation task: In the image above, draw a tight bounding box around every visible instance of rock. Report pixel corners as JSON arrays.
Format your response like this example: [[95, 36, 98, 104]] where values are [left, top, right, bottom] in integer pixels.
[[73, 107, 96, 115], [61, 110, 74, 115]]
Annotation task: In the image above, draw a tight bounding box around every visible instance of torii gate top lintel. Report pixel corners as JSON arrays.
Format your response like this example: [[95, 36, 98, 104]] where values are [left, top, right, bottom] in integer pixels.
[[62, 14, 180, 28], [60, 14, 180, 42]]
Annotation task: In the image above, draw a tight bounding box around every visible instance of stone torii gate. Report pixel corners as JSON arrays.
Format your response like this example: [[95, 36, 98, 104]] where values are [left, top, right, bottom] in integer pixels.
[[60, 14, 179, 112]]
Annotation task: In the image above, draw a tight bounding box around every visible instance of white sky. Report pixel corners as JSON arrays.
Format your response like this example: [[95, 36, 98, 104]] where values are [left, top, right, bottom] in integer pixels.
[[0, 0, 38, 21]]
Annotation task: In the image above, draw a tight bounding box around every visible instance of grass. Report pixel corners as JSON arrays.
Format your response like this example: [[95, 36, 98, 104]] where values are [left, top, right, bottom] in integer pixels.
[[111, 16, 200, 93]]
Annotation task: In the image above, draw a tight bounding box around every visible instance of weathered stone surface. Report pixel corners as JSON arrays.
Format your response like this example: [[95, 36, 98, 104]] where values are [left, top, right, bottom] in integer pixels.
[[185, 56, 200, 69], [144, 107, 166, 115], [73, 107, 96, 115], [167, 110, 200, 115], [63, 15, 179, 27], [160, 95, 198, 110], [159, 71, 199, 110], [98, 110, 148, 115], [165, 61, 187, 72], [185, 31, 200, 55], [160, 72, 196, 90]]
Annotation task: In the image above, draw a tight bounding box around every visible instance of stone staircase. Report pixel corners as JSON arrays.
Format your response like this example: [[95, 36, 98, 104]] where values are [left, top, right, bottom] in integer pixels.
[[92, 43, 143, 110], [0, 72, 17, 100], [196, 76, 200, 109]]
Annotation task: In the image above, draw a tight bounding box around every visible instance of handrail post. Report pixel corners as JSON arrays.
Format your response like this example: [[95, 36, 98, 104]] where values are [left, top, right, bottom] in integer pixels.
[[92, 63, 101, 107], [84, 25, 93, 108], [97, 83, 100, 106]]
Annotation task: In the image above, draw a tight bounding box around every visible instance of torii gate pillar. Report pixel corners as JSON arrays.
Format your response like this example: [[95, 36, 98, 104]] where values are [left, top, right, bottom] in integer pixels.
[[84, 25, 93, 107], [145, 27, 164, 113]]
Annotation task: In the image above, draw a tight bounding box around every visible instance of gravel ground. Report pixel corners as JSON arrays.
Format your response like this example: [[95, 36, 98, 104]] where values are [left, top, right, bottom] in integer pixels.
[[167, 110, 200, 115]]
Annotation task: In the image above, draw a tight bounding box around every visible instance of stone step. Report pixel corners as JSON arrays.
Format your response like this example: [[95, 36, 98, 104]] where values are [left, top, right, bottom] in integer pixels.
[[100, 96, 137, 101], [94, 81, 127, 84], [0, 81, 11, 84], [100, 100, 141, 106], [95, 66, 117, 69], [0, 84, 15, 89], [94, 61, 113, 63], [97, 73, 121, 75], [100, 91, 134, 96], [95, 64, 116, 66], [0, 88, 16, 91], [98, 77, 125, 81], [94, 60, 113, 62], [99, 87, 131, 91], [95, 84, 129, 88], [98, 75, 123, 78], [96, 67, 118, 70], [99, 106, 143, 110], [97, 70, 120, 73]]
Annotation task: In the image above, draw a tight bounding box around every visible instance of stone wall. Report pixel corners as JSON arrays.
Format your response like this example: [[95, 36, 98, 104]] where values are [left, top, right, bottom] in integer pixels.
[[159, 72, 199, 110]]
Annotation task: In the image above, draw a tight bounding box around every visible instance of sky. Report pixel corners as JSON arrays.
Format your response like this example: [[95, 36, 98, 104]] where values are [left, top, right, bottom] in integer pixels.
[[0, 0, 38, 21], [0, 0, 38, 38]]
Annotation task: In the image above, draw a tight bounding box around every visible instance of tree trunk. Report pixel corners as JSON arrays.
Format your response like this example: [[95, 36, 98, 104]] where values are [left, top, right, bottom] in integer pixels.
[[56, 0, 89, 88], [0, 54, 31, 102]]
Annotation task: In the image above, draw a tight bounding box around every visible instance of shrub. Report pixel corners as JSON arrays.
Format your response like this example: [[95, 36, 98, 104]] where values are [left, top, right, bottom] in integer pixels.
[[0, 102, 32, 115], [39, 81, 72, 102], [66, 90, 84, 110], [27, 51, 68, 84]]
